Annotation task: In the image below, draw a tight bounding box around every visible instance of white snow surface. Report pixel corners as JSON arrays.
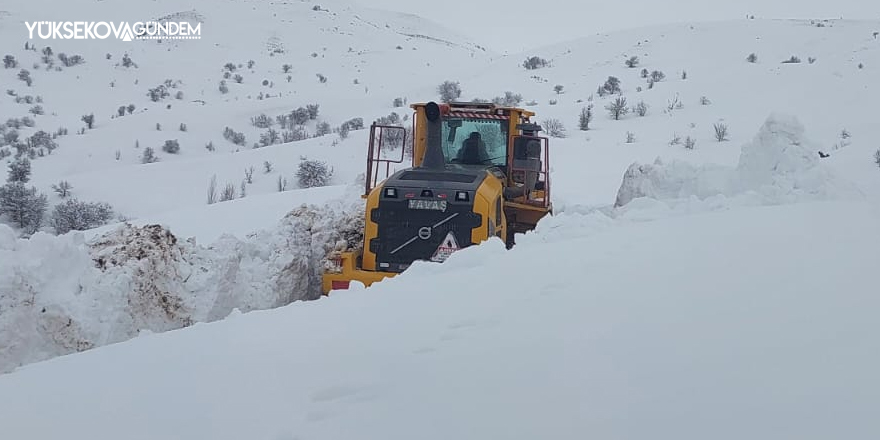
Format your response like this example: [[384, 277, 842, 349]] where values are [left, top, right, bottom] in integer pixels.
[[1, 199, 879, 440]]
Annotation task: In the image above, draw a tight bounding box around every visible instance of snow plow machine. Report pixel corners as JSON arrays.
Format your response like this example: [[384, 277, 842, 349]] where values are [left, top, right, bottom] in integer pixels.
[[321, 101, 552, 294]]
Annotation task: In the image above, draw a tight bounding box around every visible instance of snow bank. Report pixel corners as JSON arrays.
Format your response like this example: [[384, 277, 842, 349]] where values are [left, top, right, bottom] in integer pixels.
[[0, 199, 364, 374], [614, 114, 863, 208]]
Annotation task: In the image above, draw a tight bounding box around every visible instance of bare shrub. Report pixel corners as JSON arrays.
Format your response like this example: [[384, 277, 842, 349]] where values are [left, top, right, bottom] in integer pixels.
[[437, 80, 462, 102], [542, 118, 566, 138], [50, 199, 114, 234], [713, 123, 729, 142], [207, 175, 217, 204], [522, 56, 548, 70], [625, 56, 639, 68], [297, 158, 333, 188], [162, 139, 180, 153], [141, 147, 158, 163], [52, 180, 73, 198], [219, 183, 236, 201], [578, 105, 593, 130]]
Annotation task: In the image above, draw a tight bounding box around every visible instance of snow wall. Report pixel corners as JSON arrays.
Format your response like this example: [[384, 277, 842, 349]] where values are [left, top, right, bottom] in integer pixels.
[[0, 198, 364, 374]]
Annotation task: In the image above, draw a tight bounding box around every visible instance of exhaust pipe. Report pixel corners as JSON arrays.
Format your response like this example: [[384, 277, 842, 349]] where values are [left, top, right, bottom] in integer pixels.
[[421, 101, 446, 171]]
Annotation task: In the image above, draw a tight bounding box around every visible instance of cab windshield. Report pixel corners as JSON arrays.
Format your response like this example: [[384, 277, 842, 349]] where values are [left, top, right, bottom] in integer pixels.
[[441, 117, 508, 167]]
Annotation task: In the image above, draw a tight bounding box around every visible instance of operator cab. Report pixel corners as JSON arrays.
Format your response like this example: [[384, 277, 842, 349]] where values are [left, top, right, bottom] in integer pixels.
[[443, 116, 508, 168]]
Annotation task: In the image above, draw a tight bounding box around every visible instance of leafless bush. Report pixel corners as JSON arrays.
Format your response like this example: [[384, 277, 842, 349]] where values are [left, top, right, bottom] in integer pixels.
[[297, 158, 333, 188], [277, 175, 287, 192], [141, 147, 158, 164], [522, 56, 548, 70], [625, 132, 636, 143], [162, 139, 180, 153], [219, 183, 236, 201], [251, 114, 273, 128], [605, 95, 629, 120], [437, 80, 462, 102], [713, 123, 729, 142], [634, 100, 648, 116], [538, 118, 565, 138], [51, 180, 72, 198], [50, 198, 114, 234], [223, 127, 246, 145], [492, 91, 523, 106], [684, 136, 696, 150], [747, 53, 758, 63], [601, 76, 621, 95], [578, 105, 593, 130], [625, 56, 639, 68]]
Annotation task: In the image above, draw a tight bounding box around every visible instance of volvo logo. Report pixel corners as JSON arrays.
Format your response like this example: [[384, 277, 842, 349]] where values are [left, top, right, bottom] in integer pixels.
[[418, 227, 432, 240]]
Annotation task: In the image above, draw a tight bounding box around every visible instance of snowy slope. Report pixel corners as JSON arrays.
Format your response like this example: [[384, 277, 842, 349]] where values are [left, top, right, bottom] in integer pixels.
[[0, 0, 491, 225], [1, 198, 878, 440], [464, 18, 880, 206]]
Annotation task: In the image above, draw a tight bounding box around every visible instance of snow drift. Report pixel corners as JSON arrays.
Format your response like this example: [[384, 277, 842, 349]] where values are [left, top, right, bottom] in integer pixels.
[[614, 114, 863, 208], [0, 199, 364, 374]]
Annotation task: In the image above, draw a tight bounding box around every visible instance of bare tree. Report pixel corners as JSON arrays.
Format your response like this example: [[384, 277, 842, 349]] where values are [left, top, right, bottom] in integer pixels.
[[244, 166, 254, 183], [605, 95, 629, 120]]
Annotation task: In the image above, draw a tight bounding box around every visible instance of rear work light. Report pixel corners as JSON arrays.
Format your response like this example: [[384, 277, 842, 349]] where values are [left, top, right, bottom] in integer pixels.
[[384, 187, 397, 198], [455, 191, 469, 201]]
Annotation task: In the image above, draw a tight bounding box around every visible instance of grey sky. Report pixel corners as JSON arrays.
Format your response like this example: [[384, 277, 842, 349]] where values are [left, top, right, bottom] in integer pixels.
[[352, 0, 880, 52]]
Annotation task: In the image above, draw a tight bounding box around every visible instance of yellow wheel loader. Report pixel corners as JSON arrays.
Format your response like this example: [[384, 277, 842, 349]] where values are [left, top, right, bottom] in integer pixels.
[[321, 101, 552, 294]]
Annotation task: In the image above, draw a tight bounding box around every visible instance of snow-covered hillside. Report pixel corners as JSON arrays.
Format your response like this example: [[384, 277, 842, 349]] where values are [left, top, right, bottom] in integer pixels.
[[0, 0, 491, 225], [1, 4, 879, 435]]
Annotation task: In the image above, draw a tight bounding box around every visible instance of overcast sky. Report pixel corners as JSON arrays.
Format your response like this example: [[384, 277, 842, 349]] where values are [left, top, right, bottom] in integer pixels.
[[352, 0, 880, 53]]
